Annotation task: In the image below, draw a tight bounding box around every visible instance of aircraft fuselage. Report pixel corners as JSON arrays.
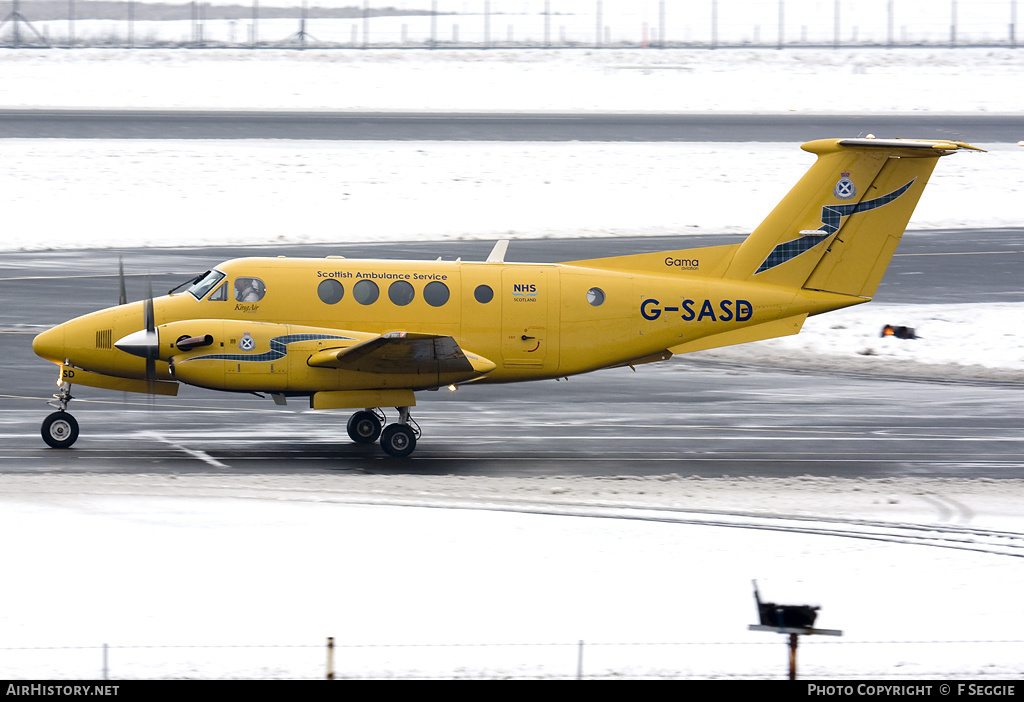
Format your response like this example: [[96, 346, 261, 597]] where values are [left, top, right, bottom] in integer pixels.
[[32, 254, 862, 396]]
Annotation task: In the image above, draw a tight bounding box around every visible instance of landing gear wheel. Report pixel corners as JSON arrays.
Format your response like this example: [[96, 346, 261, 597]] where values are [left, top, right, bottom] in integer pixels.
[[41, 411, 79, 449], [380, 424, 416, 458], [347, 410, 383, 444]]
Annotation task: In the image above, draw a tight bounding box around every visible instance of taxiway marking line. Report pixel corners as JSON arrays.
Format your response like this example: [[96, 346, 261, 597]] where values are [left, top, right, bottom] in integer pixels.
[[140, 431, 229, 468]]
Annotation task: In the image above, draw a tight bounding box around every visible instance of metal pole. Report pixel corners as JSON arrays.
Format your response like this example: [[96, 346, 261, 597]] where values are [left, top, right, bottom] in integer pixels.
[[595, 0, 602, 47], [326, 636, 335, 680], [778, 0, 784, 49], [102, 643, 108, 680], [834, 0, 840, 48], [659, 0, 665, 47], [888, 0, 894, 47], [544, 0, 550, 48], [951, 0, 957, 47], [430, 0, 436, 48], [788, 633, 798, 680], [67, 0, 74, 47], [576, 640, 584, 679], [362, 0, 368, 49], [251, 0, 258, 47], [1012, 0, 1018, 48], [714, 0, 720, 49]]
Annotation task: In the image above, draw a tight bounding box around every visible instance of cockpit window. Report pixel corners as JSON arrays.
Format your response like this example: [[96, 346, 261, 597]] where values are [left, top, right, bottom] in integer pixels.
[[235, 277, 266, 302], [187, 270, 226, 300], [209, 281, 228, 301]]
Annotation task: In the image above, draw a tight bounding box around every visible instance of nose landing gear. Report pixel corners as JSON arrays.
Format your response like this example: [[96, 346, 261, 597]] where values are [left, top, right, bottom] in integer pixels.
[[346, 406, 420, 458], [42, 379, 79, 449]]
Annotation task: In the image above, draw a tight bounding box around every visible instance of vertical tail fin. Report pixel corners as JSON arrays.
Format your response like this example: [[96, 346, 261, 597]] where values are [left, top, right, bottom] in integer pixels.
[[724, 138, 981, 297]]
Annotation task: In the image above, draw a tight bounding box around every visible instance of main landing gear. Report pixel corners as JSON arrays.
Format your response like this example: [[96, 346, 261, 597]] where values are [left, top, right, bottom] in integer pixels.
[[41, 380, 79, 449], [346, 406, 420, 458]]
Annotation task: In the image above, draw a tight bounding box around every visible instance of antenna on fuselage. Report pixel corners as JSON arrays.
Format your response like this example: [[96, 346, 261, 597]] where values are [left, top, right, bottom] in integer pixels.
[[486, 240, 509, 263]]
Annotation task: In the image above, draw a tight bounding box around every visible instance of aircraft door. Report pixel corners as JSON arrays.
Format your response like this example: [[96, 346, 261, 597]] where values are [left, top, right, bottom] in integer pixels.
[[500, 267, 559, 370]]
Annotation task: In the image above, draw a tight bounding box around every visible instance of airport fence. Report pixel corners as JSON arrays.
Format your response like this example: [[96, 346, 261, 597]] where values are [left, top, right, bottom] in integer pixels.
[[3, 637, 1024, 679], [0, 0, 1021, 50]]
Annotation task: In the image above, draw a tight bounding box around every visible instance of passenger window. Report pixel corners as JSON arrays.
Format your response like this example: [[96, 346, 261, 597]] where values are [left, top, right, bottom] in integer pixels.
[[209, 282, 228, 301], [388, 280, 415, 306], [353, 279, 379, 305], [317, 279, 344, 305], [474, 285, 494, 303], [235, 277, 266, 302], [424, 281, 450, 307]]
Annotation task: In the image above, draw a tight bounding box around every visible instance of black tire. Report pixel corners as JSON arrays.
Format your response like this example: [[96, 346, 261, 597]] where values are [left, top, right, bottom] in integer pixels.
[[380, 424, 416, 458], [41, 411, 79, 449], [347, 410, 382, 444]]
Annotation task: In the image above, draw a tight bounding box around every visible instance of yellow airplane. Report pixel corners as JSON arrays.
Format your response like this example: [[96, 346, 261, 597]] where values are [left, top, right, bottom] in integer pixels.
[[32, 137, 979, 457]]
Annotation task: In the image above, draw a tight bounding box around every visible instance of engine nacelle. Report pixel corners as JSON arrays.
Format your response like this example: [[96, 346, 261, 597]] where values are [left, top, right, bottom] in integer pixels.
[[159, 319, 369, 393]]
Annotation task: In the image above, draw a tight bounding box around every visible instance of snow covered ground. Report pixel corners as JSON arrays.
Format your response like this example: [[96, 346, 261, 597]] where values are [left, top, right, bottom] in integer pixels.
[[3, 472, 1024, 679], [2, 47, 1023, 113], [0, 46, 1022, 679]]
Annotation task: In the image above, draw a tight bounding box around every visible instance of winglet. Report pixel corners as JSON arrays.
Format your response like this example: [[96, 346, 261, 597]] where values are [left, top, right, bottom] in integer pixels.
[[486, 240, 509, 263]]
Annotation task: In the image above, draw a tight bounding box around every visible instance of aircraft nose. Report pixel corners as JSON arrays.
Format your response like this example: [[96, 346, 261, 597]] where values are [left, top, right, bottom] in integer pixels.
[[32, 325, 66, 364]]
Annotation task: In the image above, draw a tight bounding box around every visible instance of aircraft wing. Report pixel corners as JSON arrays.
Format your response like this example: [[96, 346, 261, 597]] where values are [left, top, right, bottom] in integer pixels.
[[307, 332, 496, 377]]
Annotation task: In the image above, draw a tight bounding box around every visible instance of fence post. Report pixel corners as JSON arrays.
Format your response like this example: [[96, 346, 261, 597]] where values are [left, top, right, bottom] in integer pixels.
[[102, 643, 108, 680], [326, 636, 335, 680], [1012, 0, 1018, 48], [778, 0, 784, 49], [951, 0, 958, 47], [711, 0, 718, 48], [576, 640, 584, 679], [834, 0, 840, 48]]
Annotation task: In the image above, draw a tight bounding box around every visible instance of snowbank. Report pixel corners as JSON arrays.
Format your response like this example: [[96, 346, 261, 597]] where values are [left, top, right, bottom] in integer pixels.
[[693, 302, 1024, 381]]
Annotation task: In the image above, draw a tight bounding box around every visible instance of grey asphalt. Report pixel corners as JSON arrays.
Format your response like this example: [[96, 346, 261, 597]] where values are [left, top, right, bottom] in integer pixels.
[[1, 232, 1021, 478], [0, 110, 1020, 142]]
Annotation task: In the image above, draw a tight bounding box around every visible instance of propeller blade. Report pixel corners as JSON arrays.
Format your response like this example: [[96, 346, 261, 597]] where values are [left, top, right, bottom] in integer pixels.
[[113, 277, 162, 394], [144, 278, 157, 391], [144, 279, 155, 335], [118, 257, 127, 306]]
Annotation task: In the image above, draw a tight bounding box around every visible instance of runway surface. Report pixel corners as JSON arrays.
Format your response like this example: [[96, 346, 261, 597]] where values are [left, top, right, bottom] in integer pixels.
[[0, 110, 1020, 142], [1, 233, 1021, 478]]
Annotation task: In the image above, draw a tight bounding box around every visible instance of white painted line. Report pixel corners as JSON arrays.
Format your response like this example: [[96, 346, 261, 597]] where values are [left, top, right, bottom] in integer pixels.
[[140, 431, 229, 469]]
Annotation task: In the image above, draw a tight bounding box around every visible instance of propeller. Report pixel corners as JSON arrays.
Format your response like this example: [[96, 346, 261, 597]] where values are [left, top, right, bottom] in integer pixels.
[[118, 257, 127, 305], [143, 278, 157, 387], [113, 275, 161, 391]]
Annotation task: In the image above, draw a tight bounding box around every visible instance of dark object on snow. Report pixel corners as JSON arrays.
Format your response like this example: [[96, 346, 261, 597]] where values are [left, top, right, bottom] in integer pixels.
[[882, 324, 917, 339], [753, 581, 819, 629]]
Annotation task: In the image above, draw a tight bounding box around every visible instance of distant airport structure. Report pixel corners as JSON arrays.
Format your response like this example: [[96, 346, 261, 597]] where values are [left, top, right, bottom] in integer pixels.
[[0, 0, 1019, 50]]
